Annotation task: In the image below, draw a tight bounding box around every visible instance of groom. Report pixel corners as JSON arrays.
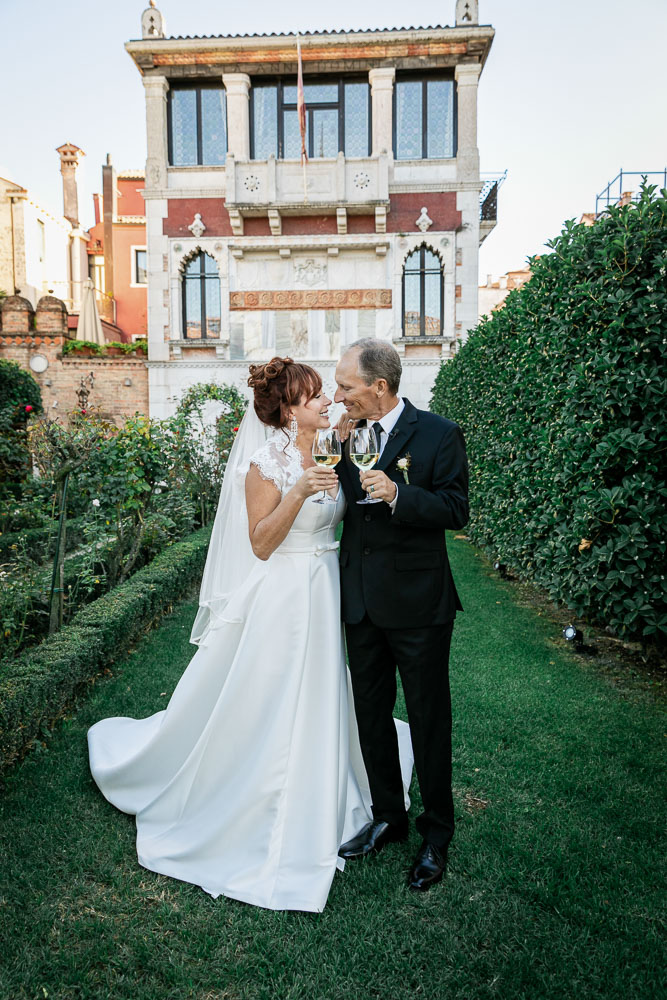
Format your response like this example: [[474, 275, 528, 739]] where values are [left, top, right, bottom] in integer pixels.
[[334, 339, 469, 891]]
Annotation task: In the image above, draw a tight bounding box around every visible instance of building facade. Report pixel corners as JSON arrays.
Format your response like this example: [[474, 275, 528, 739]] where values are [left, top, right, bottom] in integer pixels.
[[127, 0, 497, 415], [87, 159, 147, 341], [0, 151, 86, 312]]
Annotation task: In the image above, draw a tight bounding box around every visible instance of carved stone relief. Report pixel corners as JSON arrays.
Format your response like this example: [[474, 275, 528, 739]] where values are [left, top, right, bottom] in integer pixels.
[[293, 259, 327, 287]]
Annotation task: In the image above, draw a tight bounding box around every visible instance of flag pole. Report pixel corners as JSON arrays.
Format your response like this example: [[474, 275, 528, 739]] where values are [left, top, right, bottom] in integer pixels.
[[297, 33, 308, 203]]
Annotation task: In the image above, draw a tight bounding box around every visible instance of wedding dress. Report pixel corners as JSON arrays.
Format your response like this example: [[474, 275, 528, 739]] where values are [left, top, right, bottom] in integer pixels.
[[88, 415, 413, 913]]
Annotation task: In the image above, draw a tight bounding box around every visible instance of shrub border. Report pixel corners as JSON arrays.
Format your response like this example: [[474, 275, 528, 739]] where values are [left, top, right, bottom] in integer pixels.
[[0, 525, 212, 774]]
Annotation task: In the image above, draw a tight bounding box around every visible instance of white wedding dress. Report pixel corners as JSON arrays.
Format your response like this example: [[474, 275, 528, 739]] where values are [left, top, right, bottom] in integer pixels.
[[88, 428, 413, 913]]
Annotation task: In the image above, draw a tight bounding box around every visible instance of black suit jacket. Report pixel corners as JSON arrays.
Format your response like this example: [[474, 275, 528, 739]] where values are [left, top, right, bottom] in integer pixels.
[[337, 398, 469, 629]]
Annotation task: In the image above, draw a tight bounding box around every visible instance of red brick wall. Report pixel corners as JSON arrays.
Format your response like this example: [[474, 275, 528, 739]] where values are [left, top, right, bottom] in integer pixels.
[[163, 192, 461, 239], [387, 192, 460, 232], [164, 199, 233, 237]]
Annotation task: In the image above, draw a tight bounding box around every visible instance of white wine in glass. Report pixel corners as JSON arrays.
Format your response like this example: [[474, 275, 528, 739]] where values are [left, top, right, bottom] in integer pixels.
[[312, 428, 341, 504], [350, 427, 382, 504]]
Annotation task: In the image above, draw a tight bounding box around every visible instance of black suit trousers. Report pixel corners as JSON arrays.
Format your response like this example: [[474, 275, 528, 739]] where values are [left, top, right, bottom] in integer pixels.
[[345, 615, 455, 849]]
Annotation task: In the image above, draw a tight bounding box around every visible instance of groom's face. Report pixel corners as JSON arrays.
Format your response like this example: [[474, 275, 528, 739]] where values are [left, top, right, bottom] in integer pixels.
[[334, 350, 381, 421]]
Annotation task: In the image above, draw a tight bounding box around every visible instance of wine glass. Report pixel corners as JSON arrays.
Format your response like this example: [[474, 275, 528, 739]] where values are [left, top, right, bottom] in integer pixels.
[[311, 428, 342, 504], [350, 426, 382, 505]]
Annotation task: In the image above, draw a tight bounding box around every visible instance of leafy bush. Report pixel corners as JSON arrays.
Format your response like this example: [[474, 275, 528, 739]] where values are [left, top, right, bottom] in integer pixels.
[[62, 339, 147, 357], [168, 382, 247, 525], [61, 339, 105, 356], [0, 359, 42, 485], [1, 382, 244, 655], [431, 183, 667, 642], [0, 525, 212, 773]]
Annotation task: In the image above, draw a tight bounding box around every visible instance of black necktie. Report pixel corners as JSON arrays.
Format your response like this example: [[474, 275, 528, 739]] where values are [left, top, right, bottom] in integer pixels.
[[371, 422, 384, 453]]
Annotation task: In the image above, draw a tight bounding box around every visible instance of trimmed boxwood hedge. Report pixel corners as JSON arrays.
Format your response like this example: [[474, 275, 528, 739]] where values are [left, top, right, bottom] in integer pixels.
[[431, 183, 667, 643], [0, 525, 212, 773]]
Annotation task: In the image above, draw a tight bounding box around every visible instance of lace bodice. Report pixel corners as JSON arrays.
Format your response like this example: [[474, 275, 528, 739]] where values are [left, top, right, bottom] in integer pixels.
[[249, 432, 304, 495]]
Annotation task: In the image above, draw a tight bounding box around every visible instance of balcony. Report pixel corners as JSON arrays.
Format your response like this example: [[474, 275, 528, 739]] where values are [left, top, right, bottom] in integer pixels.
[[479, 171, 506, 245], [224, 152, 390, 236]]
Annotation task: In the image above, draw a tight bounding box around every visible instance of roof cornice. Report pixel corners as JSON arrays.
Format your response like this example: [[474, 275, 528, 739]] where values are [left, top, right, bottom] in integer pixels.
[[125, 24, 494, 75]]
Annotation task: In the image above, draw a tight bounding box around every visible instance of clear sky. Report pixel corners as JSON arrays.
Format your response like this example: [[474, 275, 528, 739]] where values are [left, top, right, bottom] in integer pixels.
[[1, 0, 665, 281]]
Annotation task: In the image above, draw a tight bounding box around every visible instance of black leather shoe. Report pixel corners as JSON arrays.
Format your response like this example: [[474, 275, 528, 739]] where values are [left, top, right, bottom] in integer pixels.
[[338, 820, 408, 859], [407, 841, 447, 891]]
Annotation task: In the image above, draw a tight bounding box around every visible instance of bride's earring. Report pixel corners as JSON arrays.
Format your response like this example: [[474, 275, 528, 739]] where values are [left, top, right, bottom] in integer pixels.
[[289, 415, 298, 440]]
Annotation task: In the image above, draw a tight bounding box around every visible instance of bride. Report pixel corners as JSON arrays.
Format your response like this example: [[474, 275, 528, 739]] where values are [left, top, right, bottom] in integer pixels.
[[88, 357, 412, 913]]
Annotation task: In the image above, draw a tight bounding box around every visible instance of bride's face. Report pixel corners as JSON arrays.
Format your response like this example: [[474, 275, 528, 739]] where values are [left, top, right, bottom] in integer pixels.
[[291, 390, 332, 433]]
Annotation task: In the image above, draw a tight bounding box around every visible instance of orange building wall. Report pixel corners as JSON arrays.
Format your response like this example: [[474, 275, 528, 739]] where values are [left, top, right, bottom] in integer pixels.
[[87, 175, 147, 340], [113, 224, 147, 339], [117, 177, 144, 216]]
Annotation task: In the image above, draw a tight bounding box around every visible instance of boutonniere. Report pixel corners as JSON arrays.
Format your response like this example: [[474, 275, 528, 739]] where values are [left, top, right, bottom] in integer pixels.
[[396, 453, 411, 484]]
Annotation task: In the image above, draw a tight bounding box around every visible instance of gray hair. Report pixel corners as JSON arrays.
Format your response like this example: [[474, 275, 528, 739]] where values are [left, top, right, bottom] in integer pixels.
[[346, 338, 402, 395]]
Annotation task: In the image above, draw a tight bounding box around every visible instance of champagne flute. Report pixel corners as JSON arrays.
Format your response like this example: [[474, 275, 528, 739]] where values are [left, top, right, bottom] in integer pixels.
[[350, 426, 382, 505], [312, 427, 341, 504]]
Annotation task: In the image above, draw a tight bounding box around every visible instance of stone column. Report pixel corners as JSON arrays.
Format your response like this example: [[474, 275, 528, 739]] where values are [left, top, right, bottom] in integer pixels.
[[222, 73, 251, 160], [455, 62, 481, 180], [69, 228, 88, 314], [143, 74, 169, 189], [369, 68, 395, 157]]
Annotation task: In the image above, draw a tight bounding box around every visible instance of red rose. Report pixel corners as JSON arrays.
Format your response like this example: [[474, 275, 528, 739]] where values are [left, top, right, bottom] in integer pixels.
[[25, 404, 33, 413], [233, 427, 239, 432], [81, 409, 87, 415]]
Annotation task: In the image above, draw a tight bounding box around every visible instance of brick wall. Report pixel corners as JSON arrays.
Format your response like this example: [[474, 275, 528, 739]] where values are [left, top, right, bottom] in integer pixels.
[[0, 294, 148, 424]]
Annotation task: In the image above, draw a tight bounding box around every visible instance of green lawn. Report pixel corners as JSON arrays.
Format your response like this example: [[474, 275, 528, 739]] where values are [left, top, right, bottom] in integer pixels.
[[0, 537, 664, 1000]]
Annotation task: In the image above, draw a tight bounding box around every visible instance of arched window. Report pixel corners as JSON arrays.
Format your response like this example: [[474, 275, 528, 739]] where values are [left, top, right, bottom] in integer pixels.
[[402, 246, 444, 337], [182, 252, 221, 339]]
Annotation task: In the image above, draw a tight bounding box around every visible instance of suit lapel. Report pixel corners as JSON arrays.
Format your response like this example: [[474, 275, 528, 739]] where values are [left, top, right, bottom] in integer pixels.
[[377, 398, 419, 473]]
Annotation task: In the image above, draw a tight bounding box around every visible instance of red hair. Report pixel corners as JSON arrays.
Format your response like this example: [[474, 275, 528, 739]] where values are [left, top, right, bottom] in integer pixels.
[[247, 357, 322, 429]]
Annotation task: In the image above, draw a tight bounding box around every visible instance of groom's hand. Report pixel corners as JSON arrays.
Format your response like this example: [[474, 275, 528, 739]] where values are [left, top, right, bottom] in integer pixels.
[[359, 470, 398, 504]]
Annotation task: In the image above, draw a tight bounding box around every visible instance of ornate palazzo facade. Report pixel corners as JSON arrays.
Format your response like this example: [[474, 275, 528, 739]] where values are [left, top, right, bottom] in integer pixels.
[[127, 1, 496, 414]]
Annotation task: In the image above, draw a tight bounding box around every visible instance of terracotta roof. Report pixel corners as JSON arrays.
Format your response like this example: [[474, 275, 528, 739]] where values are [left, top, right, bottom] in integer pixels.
[[162, 25, 456, 40]]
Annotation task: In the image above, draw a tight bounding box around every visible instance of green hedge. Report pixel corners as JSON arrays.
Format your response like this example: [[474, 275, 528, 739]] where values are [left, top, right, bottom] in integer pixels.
[[431, 183, 667, 642], [0, 525, 212, 773]]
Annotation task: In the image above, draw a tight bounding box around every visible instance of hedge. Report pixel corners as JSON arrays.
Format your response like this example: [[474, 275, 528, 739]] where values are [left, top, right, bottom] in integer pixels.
[[0, 525, 212, 773], [431, 183, 667, 642]]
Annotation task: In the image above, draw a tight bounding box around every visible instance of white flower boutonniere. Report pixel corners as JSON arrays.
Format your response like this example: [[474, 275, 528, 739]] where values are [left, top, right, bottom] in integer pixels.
[[396, 453, 411, 484]]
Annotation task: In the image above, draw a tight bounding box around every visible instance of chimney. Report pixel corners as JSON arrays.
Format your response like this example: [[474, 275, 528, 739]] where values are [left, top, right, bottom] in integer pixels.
[[56, 142, 85, 226], [102, 154, 117, 301], [92, 192, 102, 226]]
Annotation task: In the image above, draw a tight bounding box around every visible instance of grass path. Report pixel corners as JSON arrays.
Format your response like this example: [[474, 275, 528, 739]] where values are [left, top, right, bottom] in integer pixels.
[[0, 537, 664, 1000]]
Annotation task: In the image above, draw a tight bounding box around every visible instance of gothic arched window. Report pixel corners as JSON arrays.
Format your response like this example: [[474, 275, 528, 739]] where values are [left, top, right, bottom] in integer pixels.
[[402, 246, 444, 337], [182, 252, 221, 339]]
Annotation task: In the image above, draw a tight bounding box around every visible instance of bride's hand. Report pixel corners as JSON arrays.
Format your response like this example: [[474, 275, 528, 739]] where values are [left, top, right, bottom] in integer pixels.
[[336, 412, 358, 442], [297, 466, 339, 499]]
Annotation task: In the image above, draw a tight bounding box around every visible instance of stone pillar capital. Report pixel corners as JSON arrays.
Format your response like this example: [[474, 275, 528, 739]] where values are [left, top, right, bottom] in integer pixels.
[[369, 67, 396, 93], [455, 62, 482, 85], [143, 74, 169, 96], [222, 73, 251, 95]]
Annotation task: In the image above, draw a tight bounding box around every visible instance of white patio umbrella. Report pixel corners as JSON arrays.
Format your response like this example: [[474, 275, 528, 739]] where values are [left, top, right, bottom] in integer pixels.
[[76, 277, 105, 345]]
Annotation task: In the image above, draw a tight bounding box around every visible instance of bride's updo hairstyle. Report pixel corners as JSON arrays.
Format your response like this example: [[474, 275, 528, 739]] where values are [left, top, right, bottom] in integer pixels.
[[247, 357, 322, 429]]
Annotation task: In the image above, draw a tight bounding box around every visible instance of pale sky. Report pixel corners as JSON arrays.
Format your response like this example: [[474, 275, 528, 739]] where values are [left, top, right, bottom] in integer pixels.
[[1, 0, 665, 281]]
